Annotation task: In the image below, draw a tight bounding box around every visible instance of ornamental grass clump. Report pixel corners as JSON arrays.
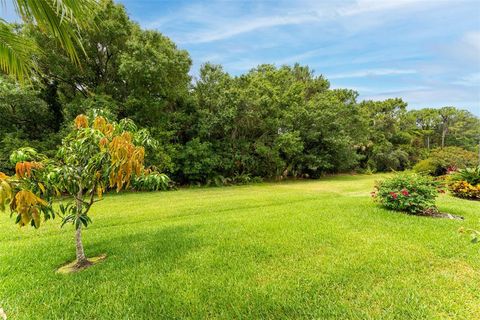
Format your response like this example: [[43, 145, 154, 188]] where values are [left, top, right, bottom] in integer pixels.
[[372, 173, 442, 215]]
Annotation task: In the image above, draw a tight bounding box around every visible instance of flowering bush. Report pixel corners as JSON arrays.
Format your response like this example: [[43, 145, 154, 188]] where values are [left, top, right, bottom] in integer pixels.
[[448, 166, 480, 200], [372, 173, 442, 214]]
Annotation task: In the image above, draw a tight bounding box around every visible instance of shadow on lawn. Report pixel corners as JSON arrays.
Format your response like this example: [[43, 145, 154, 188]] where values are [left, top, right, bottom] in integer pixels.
[[81, 224, 304, 318], [0, 224, 207, 319], [2, 224, 202, 277], [84, 224, 202, 269]]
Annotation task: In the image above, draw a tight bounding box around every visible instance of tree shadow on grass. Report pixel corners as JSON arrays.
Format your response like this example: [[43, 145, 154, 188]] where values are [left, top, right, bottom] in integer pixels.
[[82, 224, 202, 271], [0, 224, 204, 318]]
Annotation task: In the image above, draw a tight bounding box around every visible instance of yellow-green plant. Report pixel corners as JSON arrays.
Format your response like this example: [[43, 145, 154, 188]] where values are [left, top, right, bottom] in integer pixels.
[[0, 114, 162, 268], [448, 166, 480, 200]]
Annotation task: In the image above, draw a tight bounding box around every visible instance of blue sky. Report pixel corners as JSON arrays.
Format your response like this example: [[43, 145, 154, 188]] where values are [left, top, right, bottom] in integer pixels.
[[2, 0, 479, 115], [118, 0, 480, 115]]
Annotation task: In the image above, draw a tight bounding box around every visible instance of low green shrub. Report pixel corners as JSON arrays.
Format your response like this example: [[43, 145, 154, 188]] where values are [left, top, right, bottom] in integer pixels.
[[132, 171, 170, 191], [232, 174, 263, 185], [206, 174, 263, 187], [455, 166, 480, 185], [206, 175, 231, 187], [413, 158, 436, 175], [413, 147, 477, 176], [373, 173, 442, 214]]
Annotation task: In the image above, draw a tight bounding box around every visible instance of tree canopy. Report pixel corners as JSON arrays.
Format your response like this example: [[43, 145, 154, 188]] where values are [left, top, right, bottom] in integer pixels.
[[1, 0, 479, 185]]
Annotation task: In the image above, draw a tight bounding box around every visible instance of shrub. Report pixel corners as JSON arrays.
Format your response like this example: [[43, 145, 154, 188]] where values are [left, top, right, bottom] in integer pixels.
[[370, 146, 409, 172], [206, 175, 231, 187], [373, 173, 441, 214], [448, 181, 480, 200], [455, 166, 480, 185], [205, 174, 263, 187], [132, 171, 170, 191], [413, 158, 436, 175], [178, 138, 219, 184], [232, 173, 256, 185], [414, 147, 477, 176], [447, 166, 480, 200]]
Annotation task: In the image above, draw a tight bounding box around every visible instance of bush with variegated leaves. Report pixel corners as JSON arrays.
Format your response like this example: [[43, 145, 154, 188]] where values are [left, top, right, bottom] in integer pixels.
[[448, 166, 480, 200]]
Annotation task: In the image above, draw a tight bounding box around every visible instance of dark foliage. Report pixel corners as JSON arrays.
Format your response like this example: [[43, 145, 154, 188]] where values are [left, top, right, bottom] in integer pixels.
[[1, 0, 479, 184]]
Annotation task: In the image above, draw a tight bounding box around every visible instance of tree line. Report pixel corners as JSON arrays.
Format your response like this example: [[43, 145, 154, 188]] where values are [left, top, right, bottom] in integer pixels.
[[1, 0, 479, 184]]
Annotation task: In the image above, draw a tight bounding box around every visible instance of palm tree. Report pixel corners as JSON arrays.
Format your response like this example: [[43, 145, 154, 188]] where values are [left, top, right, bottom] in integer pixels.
[[0, 0, 97, 81]]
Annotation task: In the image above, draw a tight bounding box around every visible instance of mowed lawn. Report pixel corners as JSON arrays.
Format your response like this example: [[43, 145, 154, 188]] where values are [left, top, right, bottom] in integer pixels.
[[1, 174, 479, 319]]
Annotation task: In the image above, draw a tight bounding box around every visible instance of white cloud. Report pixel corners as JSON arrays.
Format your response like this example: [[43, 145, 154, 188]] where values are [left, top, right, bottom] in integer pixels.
[[329, 68, 417, 79], [338, 0, 422, 16], [458, 31, 480, 61], [182, 13, 321, 44], [137, 0, 479, 115], [435, 30, 480, 65], [462, 31, 480, 51], [144, 0, 454, 44], [452, 73, 480, 86], [360, 86, 480, 115]]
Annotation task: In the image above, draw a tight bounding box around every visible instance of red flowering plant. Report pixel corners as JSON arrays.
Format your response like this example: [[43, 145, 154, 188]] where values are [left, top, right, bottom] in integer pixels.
[[446, 166, 458, 174], [372, 173, 442, 215]]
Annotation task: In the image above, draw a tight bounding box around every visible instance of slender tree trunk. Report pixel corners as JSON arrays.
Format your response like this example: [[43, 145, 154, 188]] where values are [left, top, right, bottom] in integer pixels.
[[426, 136, 430, 149], [75, 189, 88, 266], [441, 128, 447, 148], [478, 137, 480, 166], [75, 224, 87, 263]]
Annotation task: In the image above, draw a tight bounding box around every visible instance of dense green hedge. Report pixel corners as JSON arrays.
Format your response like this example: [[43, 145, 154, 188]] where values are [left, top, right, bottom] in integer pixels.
[[1, 0, 479, 184]]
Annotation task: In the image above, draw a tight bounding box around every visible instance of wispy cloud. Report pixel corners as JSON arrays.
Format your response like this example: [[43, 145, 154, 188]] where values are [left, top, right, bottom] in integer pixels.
[[462, 31, 480, 52], [184, 13, 321, 44], [144, 0, 453, 45], [361, 86, 430, 98], [453, 73, 480, 86], [329, 69, 417, 79], [361, 85, 479, 112], [123, 0, 480, 115], [456, 31, 480, 62], [338, 0, 423, 16]]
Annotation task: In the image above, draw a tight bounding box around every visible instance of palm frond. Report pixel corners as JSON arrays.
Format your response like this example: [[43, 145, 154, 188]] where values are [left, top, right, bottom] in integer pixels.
[[0, 19, 38, 82], [12, 0, 97, 64]]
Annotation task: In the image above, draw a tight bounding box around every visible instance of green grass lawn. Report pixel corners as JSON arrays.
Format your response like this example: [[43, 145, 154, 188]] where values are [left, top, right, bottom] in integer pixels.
[[1, 174, 479, 319]]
